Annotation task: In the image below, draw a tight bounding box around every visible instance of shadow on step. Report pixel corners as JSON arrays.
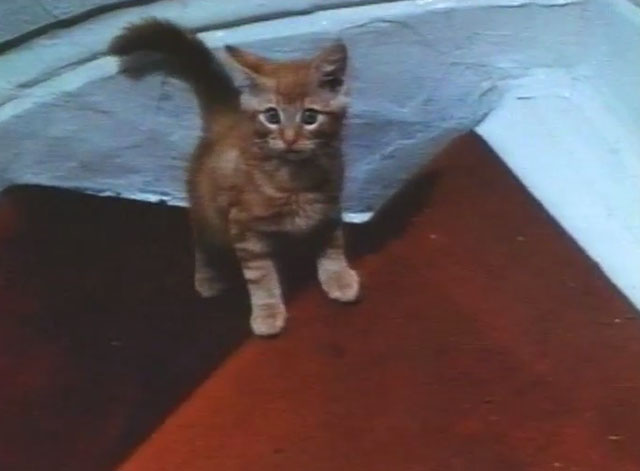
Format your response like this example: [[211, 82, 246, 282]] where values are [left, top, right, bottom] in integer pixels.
[[0, 186, 251, 471], [0, 133, 457, 470]]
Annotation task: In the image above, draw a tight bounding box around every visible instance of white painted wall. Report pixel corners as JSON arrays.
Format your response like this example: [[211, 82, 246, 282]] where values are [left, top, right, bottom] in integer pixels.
[[0, 0, 638, 308]]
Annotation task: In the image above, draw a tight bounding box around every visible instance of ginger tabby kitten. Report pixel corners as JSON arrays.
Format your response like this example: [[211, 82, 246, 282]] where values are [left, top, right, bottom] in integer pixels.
[[109, 19, 359, 336]]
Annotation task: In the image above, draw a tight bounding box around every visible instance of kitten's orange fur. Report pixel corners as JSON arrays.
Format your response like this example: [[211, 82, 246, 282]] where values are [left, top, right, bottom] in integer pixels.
[[110, 19, 359, 336]]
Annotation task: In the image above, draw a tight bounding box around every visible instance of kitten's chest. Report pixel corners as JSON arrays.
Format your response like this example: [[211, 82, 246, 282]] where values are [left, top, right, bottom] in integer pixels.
[[253, 191, 337, 234]]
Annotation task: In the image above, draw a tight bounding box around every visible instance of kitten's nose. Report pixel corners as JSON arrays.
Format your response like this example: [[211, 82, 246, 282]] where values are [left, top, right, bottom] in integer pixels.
[[281, 129, 298, 148]]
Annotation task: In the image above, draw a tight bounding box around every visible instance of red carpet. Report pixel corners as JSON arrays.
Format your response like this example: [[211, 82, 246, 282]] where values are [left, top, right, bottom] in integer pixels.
[[0, 134, 638, 471]]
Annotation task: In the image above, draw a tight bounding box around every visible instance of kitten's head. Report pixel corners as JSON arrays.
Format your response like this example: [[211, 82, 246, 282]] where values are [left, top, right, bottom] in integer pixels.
[[225, 42, 348, 160]]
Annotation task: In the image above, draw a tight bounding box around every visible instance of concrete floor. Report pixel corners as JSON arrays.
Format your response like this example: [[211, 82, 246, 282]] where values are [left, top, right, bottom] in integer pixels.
[[0, 134, 639, 471]]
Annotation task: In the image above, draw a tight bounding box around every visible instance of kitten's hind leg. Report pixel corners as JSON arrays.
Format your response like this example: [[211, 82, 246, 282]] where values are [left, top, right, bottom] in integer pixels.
[[194, 247, 225, 298], [317, 226, 360, 303]]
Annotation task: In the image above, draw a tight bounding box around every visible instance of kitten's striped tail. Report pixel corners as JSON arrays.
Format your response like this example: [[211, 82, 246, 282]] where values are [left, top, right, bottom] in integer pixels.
[[108, 18, 239, 126]]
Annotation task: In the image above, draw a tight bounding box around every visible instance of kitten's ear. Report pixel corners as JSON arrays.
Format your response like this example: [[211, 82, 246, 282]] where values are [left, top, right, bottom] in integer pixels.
[[313, 41, 347, 92], [224, 45, 272, 87]]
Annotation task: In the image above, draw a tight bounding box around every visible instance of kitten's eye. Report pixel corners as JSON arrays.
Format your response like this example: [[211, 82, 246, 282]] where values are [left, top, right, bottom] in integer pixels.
[[301, 108, 319, 126], [262, 107, 281, 125], [320, 76, 343, 91]]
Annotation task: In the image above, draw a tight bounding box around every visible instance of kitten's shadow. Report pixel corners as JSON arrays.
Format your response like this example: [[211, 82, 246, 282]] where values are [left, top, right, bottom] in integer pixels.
[[346, 168, 441, 259], [276, 167, 441, 297]]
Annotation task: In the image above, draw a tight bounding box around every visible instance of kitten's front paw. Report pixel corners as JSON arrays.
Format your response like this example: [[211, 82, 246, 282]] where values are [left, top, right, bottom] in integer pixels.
[[251, 303, 287, 336], [194, 272, 224, 298], [319, 266, 360, 303]]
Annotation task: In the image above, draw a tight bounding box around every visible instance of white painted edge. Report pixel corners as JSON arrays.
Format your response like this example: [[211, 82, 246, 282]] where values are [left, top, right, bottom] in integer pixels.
[[342, 211, 375, 223], [476, 77, 640, 308]]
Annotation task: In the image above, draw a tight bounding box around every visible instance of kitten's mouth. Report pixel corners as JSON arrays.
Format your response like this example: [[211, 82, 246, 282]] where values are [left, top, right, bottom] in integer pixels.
[[281, 150, 312, 162]]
